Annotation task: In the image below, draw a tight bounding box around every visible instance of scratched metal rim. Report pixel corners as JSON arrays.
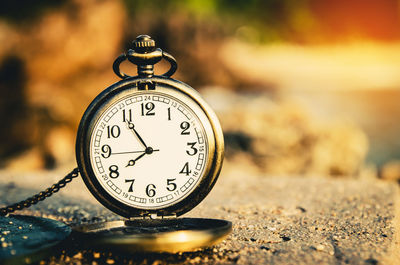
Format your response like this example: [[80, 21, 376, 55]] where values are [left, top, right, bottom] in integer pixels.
[[73, 218, 231, 253]]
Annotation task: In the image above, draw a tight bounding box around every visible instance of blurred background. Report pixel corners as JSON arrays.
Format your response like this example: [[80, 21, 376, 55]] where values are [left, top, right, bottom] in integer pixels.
[[0, 0, 400, 181]]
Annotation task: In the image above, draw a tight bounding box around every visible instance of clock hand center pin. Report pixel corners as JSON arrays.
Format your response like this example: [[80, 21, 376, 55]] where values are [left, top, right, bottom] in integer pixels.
[[126, 148, 160, 167]]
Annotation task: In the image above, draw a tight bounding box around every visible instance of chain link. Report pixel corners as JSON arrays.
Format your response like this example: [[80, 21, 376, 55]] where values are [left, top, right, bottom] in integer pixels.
[[0, 168, 79, 216]]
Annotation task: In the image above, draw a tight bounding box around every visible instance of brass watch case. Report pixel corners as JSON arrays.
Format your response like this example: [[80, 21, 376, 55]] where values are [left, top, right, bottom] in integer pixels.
[[76, 76, 224, 218]]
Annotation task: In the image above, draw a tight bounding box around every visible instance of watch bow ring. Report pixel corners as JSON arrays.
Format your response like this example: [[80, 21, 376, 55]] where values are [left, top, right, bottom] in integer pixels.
[[112, 35, 178, 79]]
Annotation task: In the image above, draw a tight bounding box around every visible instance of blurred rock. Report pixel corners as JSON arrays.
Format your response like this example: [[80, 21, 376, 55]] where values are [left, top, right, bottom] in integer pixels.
[[381, 161, 400, 181], [0, 1, 374, 176], [0, 0, 249, 170], [0, 55, 32, 162], [0, 0, 126, 169], [203, 87, 369, 177], [44, 126, 76, 167], [5, 148, 46, 170], [309, 123, 368, 176]]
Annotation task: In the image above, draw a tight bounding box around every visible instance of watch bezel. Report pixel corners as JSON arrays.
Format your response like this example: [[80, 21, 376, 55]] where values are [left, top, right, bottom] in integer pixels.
[[76, 76, 224, 218]]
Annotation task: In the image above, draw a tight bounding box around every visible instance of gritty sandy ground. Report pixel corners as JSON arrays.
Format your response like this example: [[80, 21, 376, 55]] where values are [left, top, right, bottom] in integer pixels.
[[0, 169, 399, 265]]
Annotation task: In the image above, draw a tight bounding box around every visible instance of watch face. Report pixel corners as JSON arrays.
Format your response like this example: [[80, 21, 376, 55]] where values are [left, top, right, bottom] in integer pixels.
[[88, 90, 209, 210]]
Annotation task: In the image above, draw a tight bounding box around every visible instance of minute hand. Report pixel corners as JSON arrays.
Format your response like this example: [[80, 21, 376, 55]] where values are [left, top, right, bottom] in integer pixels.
[[126, 121, 148, 148]]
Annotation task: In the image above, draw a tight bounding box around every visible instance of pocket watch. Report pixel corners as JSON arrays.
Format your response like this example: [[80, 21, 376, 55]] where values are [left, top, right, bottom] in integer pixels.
[[0, 35, 230, 254], [73, 35, 231, 252]]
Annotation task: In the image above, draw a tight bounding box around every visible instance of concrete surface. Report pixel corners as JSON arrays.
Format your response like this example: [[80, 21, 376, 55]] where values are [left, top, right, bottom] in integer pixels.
[[0, 170, 398, 264]]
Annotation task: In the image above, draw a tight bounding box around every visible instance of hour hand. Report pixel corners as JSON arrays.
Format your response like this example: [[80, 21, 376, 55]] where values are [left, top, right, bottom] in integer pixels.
[[126, 121, 148, 148], [126, 152, 146, 167]]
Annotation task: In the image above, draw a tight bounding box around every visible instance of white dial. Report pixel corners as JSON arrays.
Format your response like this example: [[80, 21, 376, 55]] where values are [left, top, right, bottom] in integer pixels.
[[89, 91, 209, 209]]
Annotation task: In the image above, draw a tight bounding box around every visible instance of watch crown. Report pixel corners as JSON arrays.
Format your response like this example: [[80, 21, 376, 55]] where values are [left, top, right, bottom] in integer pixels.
[[133, 35, 156, 53]]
